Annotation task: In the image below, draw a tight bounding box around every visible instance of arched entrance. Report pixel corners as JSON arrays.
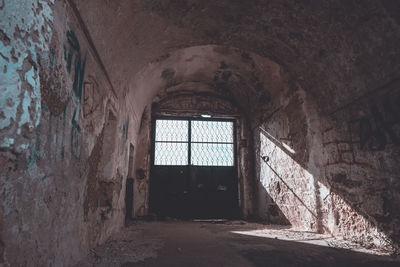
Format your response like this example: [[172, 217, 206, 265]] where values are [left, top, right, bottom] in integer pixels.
[[145, 91, 252, 219]]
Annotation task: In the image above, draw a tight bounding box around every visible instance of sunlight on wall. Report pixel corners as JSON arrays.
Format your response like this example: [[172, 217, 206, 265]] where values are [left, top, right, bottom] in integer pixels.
[[260, 130, 326, 231], [259, 130, 319, 230], [258, 130, 394, 250]]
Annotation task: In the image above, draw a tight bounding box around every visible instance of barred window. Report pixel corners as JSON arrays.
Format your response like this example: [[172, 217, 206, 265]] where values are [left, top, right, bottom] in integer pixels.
[[191, 120, 234, 166], [154, 120, 188, 165], [154, 119, 234, 166]]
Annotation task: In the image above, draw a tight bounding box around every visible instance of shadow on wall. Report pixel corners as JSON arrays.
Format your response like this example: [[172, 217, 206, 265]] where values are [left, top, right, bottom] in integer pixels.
[[257, 182, 291, 226], [256, 119, 399, 252]]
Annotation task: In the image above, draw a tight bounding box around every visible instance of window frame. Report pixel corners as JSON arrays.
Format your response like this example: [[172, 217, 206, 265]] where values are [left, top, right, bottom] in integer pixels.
[[151, 116, 237, 167]]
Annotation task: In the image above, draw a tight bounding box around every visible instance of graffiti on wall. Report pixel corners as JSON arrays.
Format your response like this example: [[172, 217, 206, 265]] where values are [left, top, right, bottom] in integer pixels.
[[118, 117, 129, 156], [64, 30, 86, 100], [65, 30, 86, 160], [83, 76, 101, 118], [28, 30, 87, 169]]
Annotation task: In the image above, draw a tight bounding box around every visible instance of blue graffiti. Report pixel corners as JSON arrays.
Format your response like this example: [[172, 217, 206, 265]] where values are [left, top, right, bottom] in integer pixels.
[[64, 30, 87, 101], [28, 29, 87, 170]]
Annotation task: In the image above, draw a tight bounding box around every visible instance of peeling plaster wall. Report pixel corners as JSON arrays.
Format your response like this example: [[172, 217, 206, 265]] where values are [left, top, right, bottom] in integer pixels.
[[132, 106, 151, 218], [1, 0, 399, 264], [0, 1, 138, 266], [0, 0, 53, 149], [1, 1, 56, 265]]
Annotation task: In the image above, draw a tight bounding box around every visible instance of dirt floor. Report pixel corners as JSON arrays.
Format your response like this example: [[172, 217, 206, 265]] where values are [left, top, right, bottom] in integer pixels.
[[75, 220, 400, 267]]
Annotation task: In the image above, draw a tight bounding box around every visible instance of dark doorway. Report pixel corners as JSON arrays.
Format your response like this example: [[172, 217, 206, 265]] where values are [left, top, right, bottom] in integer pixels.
[[125, 144, 135, 221], [149, 118, 239, 219]]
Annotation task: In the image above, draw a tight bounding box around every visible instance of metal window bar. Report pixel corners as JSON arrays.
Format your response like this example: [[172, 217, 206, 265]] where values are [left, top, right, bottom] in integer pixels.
[[154, 118, 234, 166], [190, 120, 234, 166], [154, 119, 189, 165]]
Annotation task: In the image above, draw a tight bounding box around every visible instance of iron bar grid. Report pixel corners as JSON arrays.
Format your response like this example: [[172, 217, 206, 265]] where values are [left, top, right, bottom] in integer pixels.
[[154, 119, 234, 166]]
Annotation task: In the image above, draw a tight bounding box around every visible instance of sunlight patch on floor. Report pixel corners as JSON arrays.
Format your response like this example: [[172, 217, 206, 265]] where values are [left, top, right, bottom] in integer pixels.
[[231, 227, 391, 256]]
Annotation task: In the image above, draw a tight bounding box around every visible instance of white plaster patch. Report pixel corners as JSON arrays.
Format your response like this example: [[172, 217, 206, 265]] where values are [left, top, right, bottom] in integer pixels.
[[0, 0, 54, 147], [1, 137, 14, 147]]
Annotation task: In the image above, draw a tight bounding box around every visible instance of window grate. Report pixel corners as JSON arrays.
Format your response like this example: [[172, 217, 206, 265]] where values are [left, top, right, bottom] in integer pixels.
[[191, 120, 234, 166], [153, 119, 234, 166], [154, 120, 188, 165]]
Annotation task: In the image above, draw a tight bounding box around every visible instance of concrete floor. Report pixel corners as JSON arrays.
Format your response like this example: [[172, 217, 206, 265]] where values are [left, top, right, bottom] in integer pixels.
[[76, 221, 400, 267]]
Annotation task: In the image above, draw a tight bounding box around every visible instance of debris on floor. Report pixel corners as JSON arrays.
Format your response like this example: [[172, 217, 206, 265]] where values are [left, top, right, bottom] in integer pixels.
[[75, 221, 400, 267], [74, 222, 164, 267]]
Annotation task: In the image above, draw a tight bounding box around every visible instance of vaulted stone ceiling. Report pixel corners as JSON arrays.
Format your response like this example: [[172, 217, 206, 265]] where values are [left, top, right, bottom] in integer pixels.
[[2, 2, 400, 266], [73, 0, 400, 114]]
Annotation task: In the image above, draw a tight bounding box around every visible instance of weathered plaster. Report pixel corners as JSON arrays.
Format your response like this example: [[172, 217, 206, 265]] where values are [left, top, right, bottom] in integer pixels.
[[0, 1, 140, 266], [0, 0, 53, 146], [1, 0, 400, 265]]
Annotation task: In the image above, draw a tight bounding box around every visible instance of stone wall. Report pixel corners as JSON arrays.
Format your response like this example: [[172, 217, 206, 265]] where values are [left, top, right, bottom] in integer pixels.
[[321, 80, 400, 250], [256, 89, 316, 229], [255, 81, 400, 252], [0, 1, 138, 266], [1, 0, 399, 264]]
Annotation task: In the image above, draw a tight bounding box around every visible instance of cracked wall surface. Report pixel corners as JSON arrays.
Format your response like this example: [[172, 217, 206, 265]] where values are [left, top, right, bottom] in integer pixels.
[[0, 1, 139, 266], [1, 0, 400, 265], [256, 80, 400, 252]]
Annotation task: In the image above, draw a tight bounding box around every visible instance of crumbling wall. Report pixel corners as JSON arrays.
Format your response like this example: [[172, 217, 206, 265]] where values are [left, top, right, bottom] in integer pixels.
[[256, 89, 316, 229], [320, 80, 400, 250], [0, 1, 137, 266], [255, 80, 400, 252], [132, 106, 151, 217]]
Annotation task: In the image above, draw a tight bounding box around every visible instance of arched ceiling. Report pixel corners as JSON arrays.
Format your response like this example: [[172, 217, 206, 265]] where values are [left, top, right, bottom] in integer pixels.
[[72, 0, 400, 115], [127, 45, 291, 123]]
